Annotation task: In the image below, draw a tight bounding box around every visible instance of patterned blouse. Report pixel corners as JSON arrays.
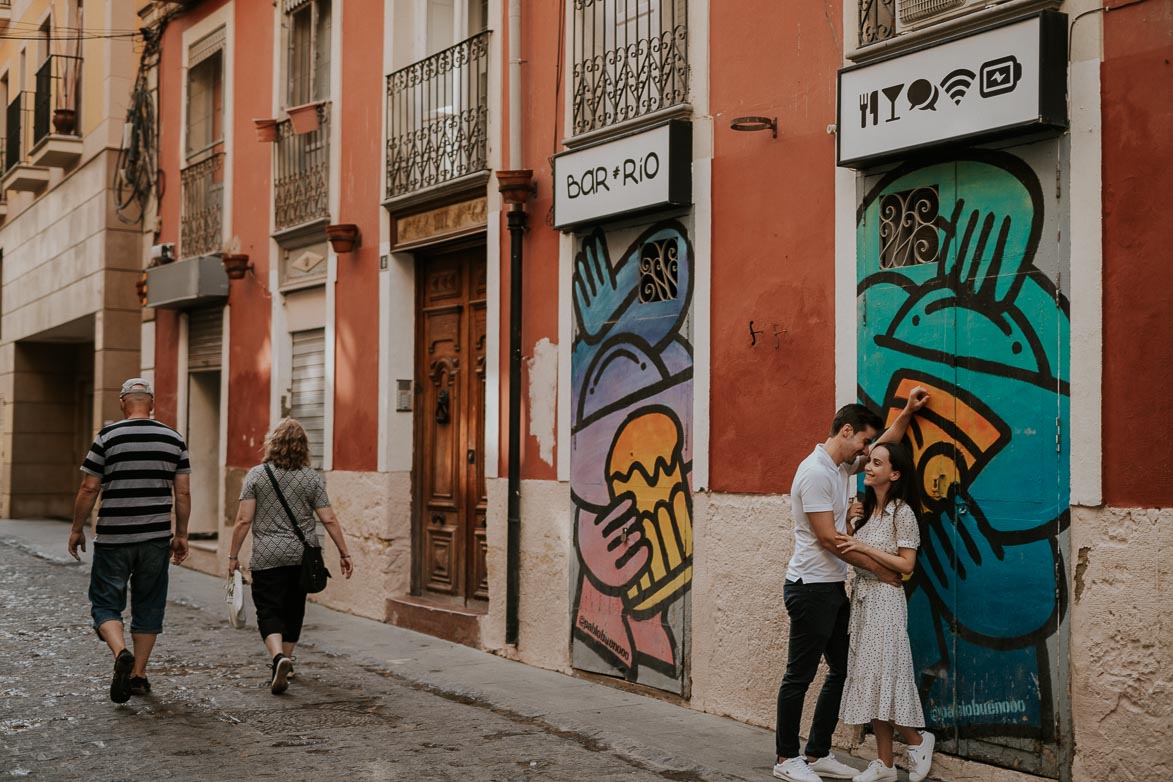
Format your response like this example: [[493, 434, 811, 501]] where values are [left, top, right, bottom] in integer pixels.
[[239, 464, 330, 571]]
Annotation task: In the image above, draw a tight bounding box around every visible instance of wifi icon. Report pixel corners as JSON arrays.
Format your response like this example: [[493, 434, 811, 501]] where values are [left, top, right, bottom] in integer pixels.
[[940, 68, 976, 105]]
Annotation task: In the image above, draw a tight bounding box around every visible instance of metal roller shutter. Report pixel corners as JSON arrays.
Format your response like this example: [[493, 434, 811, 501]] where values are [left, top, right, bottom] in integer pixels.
[[188, 307, 224, 371], [290, 328, 326, 467]]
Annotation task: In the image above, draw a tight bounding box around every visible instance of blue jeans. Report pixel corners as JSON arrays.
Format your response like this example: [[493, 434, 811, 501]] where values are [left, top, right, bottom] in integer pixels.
[[89, 538, 171, 635], [776, 579, 850, 759]]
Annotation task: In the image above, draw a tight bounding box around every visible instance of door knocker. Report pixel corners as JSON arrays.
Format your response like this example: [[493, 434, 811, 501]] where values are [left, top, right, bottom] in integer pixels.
[[435, 389, 451, 424]]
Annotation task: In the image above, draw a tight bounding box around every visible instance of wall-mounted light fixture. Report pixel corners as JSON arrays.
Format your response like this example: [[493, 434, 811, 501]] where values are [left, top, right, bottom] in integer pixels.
[[730, 116, 778, 139]]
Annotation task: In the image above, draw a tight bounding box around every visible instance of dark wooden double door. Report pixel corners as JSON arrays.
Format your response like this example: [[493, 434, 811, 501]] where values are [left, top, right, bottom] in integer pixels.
[[414, 246, 488, 606]]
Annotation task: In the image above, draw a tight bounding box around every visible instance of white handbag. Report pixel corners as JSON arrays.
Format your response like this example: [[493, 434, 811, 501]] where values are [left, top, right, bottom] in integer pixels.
[[225, 570, 245, 629]]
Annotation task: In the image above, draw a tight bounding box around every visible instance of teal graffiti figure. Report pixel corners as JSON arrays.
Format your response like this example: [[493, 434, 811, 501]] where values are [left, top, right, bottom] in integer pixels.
[[857, 151, 1069, 740]]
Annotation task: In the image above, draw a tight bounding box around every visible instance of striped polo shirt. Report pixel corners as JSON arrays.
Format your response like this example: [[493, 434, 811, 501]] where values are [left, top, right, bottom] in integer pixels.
[[80, 418, 191, 545]]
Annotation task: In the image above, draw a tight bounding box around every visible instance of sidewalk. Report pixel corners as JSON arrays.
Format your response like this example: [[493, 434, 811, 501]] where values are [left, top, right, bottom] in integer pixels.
[[1, 518, 916, 782]]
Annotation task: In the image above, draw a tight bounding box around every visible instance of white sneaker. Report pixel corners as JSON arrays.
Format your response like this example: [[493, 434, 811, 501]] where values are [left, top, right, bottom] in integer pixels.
[[851, 759, 896, 782], [774, 756, 823, 782], [906, 731, 935, 782], [808, 754, 858, 779]]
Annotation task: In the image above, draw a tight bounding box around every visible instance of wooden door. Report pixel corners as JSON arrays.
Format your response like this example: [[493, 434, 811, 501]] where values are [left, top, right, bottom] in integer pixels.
[[414, 246, 488, 606]]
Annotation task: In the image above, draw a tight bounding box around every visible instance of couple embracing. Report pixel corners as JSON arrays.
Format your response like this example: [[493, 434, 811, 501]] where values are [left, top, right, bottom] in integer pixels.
[[774, 390, 936, 782]]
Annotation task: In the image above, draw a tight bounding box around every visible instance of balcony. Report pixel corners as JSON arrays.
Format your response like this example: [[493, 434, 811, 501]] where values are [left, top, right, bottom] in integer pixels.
[[180, 151, 225, 259], [2, 93, 50, 193], [29, 54, 84, 170], [274, 102, 331, 233], [570, 0, 688, 138], [384, 31, 489, 204]]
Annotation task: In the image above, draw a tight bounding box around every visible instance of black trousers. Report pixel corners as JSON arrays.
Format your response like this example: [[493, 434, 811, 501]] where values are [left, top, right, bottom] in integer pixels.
[[775, 579, 850, 760], [251, 565, 308, 643]]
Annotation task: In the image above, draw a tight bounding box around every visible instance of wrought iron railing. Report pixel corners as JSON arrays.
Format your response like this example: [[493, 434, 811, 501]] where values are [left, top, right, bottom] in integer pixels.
[[180, 152, 225, 259], [571, 0, 688, 136], [859, 0, 897, 45], [274, 102, 330, 230], [385, 31, 490, 200], [34, 54, 83, 144], [5, 92, 31, 171]]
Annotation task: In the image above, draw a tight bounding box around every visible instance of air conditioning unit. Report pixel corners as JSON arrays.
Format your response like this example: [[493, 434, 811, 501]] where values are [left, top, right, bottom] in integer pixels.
[[896, 0, 992, 33]]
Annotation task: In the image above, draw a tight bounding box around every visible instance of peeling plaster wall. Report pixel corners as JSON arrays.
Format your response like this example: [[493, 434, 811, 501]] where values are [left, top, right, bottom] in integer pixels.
[[1070, 505, 1172, 782], [484, 477, 572, 672], [308, 470, 412, 620], [689, 492, 854, 750], [526, 338, 558, 468]]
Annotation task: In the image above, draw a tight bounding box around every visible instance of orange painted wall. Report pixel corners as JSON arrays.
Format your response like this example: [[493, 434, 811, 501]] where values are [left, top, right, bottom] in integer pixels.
[[497, 1, 562, 482], [331, 5, 384, 471], [1101, 1, 1173, 506], [224, 1, 275, 468], [708, 6, 842, 493]]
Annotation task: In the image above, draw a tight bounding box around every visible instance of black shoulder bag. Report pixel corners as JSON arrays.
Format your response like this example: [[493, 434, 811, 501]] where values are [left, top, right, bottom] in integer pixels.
[[264, 464, 331, 593]]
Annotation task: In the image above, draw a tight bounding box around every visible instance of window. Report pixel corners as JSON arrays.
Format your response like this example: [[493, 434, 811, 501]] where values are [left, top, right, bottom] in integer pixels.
[[879, 186, 941, 269], [186, 30, 225, 160], [285, 0, 331, 107]]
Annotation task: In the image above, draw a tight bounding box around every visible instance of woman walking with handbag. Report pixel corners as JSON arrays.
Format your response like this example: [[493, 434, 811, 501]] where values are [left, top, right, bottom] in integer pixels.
[[832, 442, 934, 782], [228, 418, 353, 694]]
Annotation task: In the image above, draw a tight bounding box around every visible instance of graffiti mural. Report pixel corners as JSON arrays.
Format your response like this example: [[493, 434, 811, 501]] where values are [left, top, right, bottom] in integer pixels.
[[570, 220, 693, 692], [857, 150, 1069, 760]]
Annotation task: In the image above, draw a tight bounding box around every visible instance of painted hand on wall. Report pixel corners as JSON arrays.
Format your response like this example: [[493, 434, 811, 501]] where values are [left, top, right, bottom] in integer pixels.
[[576, 494, 651, 590]]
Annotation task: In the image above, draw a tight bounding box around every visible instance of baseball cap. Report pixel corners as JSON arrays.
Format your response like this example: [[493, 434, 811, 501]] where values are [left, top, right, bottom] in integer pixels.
[[119, 378, 154, 398]]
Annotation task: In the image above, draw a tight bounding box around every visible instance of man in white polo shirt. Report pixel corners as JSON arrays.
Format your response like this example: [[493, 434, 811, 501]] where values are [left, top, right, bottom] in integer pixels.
[[774, 390, 928, 782]]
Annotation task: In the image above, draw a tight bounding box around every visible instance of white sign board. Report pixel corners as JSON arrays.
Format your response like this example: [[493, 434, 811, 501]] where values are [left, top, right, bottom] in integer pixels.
[[553, 121, 691, 229], [838, 13, 1066, 168]]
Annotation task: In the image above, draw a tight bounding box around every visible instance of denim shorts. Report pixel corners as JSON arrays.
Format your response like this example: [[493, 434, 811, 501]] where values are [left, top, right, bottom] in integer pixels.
[[89, 537, 172, 635]]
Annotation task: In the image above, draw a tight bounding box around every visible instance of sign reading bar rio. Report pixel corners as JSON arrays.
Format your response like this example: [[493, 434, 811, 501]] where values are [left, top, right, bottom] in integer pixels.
[[553, 120, 692, 230], [837, 12, 1068, 169]]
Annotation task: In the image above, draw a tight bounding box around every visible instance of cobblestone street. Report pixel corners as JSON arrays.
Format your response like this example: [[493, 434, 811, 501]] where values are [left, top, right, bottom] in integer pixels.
[[0, 537, 716, 781]]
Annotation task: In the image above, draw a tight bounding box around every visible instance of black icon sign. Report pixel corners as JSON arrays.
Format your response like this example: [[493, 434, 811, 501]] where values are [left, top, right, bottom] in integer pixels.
[[979, 55, 1022, 98], [859, 90, 878, 128], [907, 79, 938, 111], [940, 68, 976, 105], [882, 84, 904, 122]]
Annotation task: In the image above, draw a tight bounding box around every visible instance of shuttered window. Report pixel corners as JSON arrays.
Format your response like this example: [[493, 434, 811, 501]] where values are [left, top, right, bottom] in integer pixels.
[[290, 328, 326, 467], [187, 307, 224, 371]]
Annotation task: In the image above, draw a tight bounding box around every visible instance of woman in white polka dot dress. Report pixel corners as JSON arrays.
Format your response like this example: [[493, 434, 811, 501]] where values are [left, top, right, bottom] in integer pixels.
[[833, 442, 935, 782]]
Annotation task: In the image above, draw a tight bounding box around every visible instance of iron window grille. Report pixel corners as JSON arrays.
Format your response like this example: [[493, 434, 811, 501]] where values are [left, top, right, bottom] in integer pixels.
[[274, 102, 331, 231], [385, 30, 490, 200], [5, 92, 32, 170], [859, 0, 896, 45], [33, 54, 83, 145], [638, 236, 679, 303], [180, 152, 225, 259], [879, 186, 941, 268], [571, 0, 689, 136]]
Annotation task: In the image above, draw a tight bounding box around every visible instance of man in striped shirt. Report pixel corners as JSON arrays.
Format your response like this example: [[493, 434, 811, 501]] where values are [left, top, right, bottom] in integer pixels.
[[68, 378, 192, 704]]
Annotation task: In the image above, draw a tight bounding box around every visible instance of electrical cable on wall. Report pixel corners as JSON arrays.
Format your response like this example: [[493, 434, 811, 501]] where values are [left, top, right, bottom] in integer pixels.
[[112, 10, 178, 225]]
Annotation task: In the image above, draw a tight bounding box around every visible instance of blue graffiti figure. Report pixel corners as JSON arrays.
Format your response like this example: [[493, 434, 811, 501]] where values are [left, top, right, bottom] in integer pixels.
[[857, 151, 1069, 739], [570, 221, 694, 683]]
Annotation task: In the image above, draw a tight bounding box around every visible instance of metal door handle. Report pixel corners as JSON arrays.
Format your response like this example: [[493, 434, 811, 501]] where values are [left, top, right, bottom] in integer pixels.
[[467, 449, 476, 464], [435, 389, 450, 424]]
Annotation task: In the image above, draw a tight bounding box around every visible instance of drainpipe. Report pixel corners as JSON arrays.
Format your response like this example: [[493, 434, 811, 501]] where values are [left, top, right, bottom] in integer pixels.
[[498, 0, 532, 649]]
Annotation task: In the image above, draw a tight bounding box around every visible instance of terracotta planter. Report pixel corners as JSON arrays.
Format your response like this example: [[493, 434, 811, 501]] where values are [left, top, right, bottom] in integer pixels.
[[326, 223, 360, 254], [52, 108, 77, 135], [253, 118, 278, 143], [286, 103, 320, 135], [221, 253, 251, 280], [495, 169, 534, 205]]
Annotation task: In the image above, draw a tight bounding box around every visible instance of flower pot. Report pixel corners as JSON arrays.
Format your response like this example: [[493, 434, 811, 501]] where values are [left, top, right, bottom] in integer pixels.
[[221, 253, 251, 280], [286, 103, 320, 135], [326, 223, 360, 254], [52, 108, 77, 135], [253, 118, 278, 143]]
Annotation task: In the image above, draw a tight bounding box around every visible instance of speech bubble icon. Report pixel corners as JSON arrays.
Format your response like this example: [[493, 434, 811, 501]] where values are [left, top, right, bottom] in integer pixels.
[[907, 78, 939, 111]]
